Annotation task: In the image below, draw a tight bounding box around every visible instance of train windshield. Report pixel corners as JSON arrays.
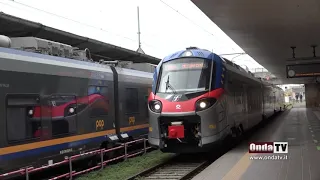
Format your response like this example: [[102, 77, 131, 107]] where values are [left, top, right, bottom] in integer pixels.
[[156, 58, 212, 94]]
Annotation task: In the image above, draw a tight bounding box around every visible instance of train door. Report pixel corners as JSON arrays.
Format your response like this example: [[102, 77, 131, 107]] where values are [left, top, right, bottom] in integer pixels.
[[146, 87, 152, 118], [225, 70, 235, 128], [123, 86, 140, 131], [241, 84, 249, 130], [87, 85, 109, 133], [4, 94, 44, 170]]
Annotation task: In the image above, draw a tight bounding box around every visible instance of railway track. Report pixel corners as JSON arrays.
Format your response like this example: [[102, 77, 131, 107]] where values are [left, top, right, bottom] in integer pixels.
[[126, 112, 285, 180], [128, 154, 210, 180]]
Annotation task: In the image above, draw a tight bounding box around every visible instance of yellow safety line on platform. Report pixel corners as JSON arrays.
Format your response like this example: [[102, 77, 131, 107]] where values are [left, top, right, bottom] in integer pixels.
[[221, 152, 252, 180]]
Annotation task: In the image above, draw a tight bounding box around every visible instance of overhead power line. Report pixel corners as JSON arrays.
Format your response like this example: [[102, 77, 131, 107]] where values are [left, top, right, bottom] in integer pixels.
[[3, 0, 246, 54], [158, 0, 237, 53], [159, 0, 215, 37], [6, 0, 136, 42], [2, 0, 158, 49]]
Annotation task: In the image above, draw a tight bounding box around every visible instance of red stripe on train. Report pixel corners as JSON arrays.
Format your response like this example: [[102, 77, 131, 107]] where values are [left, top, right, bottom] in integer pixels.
[[149, 88, 224, 113], [33, 94, 105, 118]]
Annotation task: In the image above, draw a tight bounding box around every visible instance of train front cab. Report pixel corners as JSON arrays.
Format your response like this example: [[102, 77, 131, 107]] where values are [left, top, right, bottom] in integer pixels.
[[148, 55, 227, 153]]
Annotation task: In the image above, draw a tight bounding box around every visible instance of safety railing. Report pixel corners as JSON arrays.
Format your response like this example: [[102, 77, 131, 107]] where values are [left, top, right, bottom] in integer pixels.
[[0, 138, 152, 180]]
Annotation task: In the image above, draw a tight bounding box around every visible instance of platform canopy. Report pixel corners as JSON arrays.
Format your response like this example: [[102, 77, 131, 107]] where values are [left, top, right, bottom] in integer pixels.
[[192, 0, 320, 84], [0, 12, 160, 64]]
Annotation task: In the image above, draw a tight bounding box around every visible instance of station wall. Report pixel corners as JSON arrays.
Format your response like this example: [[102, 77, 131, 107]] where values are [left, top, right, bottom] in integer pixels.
[[305, 83, 320, 108]]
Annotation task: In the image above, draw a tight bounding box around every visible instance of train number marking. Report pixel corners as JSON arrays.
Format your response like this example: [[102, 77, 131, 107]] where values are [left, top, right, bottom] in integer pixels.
[[129, 116, 135, 125], [60, 148, 73, 154], [176, 104, 181, 109], [96, 120, 105, 130], [0, 83, 9, 88]]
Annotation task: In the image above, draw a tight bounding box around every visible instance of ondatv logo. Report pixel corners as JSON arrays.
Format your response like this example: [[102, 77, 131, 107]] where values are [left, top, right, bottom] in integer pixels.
[[249, 142, 288, 153]]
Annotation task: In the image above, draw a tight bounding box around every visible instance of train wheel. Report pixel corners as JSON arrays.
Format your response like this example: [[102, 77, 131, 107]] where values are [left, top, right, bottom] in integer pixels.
[[262, 114, 266, 121], [231, 127, 237, 138], [231, 126, 242, 138], [239, 125, 244, 135], [87, 156, 98, 168], [227, 126, 242, 148], [237, 125, 244, 141]]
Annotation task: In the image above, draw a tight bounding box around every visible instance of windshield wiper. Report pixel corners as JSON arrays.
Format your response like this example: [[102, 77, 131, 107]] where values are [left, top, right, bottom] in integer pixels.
[[165, 75, 177, 94]]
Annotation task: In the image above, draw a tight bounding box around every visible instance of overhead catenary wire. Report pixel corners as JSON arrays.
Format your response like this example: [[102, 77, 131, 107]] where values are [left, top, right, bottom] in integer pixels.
[[2, 0, 158, 49], [158, 0, 237, 53], [3, 0, 250, 58], [159, 0, 263, 69]]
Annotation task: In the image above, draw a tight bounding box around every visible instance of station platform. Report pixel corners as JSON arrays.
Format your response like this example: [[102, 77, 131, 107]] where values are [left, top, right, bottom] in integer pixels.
[[193, 105, 320, 180]]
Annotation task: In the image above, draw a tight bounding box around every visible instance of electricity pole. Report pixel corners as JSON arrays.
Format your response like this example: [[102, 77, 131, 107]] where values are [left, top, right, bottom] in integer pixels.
[[136, 6, 145, 54]]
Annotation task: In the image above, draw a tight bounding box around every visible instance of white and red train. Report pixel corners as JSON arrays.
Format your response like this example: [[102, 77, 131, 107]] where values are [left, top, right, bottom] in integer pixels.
[[148, 47, 285, 153]]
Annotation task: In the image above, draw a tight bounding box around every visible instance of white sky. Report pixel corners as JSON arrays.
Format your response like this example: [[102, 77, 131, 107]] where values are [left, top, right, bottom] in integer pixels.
[[0, 0, 265, 70]]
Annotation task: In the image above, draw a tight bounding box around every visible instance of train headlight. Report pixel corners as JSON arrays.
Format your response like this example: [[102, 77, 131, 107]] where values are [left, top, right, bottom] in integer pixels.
[[149, 100, 162, 113], [154, 104, 161, 110], [69, 107, 75, 114], [64, 104, 78, 116], [184, 51, 193, 56], [195, 98, 216, 111], [28, 109, 34, 116], [199, 102, 206, 108], [27, 107, 34, 117]]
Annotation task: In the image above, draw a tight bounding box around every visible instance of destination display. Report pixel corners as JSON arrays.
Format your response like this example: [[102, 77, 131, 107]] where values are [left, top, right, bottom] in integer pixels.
[[286, 63, 320, 78], [163, 62, 207, 71]]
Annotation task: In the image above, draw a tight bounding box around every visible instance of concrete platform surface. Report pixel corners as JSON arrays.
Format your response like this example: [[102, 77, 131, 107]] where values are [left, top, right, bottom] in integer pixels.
[[192, 107, 320, 180]]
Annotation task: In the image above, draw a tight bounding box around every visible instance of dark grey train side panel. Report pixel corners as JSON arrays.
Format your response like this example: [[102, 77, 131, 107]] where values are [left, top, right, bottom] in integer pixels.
[[116, 68, 152, 138], [0, 48, 154, 173], [0, 49, 117, 171]]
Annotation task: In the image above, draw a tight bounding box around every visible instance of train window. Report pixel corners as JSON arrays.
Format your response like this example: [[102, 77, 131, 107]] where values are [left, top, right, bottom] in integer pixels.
[[50, 95, 77, 137], [125, 88, 139, 114], [88, 86, 109, 117], [88, 86, 108, 96], [6, 94, 41, 142]]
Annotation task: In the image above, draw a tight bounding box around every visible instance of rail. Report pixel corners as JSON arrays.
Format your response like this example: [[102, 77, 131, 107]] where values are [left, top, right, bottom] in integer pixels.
[[0, 138, 152, 180]]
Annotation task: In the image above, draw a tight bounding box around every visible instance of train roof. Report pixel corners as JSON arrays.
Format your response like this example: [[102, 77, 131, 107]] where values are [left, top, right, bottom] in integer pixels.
[[0, 46, 154, 79], [152, 47, 280, 92], [116, 66, 153, 77], [0, 12, 160, 64], [0, 36, 155, 75], [162, 47, 221, 63], [160, 47, 261, 81]]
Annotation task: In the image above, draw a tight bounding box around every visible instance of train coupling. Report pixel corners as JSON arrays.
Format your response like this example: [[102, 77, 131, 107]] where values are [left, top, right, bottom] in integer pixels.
[[167, 122, 184, 139]]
